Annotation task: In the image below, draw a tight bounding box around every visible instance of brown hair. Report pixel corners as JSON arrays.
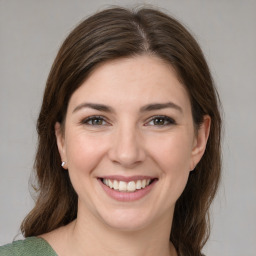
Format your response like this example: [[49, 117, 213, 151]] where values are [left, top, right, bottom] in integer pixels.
[[21, 6, 222, 256]]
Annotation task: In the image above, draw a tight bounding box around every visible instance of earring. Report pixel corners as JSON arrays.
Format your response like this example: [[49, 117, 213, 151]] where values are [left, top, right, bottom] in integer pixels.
[[61, 161, 66, 167]]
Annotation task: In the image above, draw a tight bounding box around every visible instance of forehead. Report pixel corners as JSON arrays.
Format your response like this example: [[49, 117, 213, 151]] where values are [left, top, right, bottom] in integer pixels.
[[67, 55, 191, 113]]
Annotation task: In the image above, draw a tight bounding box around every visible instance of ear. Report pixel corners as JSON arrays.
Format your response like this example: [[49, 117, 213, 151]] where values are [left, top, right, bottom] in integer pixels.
[[55, 122, 67, 169], [190, 115, 211, 171]]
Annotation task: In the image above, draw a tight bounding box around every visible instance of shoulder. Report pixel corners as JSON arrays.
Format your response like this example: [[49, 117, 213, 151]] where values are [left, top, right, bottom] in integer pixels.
[[0, 237, 57, 256]]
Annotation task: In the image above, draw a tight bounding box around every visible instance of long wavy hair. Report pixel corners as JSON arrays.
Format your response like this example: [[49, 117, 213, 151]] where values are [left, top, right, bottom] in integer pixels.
[[21, 6, 222, 256]]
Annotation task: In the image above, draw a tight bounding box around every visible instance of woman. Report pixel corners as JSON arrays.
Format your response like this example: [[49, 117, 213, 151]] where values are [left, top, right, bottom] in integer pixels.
[[0, 6, 222, 256]]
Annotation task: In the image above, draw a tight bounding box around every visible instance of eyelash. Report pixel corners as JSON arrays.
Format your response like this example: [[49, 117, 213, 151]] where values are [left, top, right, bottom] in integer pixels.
[[145, 115, 176, 126], [81, 115, 176, 127], [81, 115, 108, 126]]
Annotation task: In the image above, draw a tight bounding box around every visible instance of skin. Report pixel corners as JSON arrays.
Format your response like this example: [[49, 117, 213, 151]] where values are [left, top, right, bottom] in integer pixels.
[[41, 55, 210, 256]]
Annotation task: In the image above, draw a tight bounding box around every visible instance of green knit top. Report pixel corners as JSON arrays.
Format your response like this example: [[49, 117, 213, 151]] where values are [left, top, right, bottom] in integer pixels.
[[0, 237, 57, 256]]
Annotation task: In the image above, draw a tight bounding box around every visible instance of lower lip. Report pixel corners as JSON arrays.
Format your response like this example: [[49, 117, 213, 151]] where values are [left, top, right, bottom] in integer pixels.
[[98, 179, 157, 202]]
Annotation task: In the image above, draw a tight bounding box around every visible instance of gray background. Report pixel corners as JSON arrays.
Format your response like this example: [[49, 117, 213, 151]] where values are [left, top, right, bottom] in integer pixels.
[[0, 0, 255, 255]]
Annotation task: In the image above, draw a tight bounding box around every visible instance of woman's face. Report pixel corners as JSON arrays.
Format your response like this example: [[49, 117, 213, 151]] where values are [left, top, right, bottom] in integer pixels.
[[56, 55, 210, 231]]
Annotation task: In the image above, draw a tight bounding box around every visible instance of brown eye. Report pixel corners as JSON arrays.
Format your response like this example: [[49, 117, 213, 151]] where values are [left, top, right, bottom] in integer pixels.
[[153, 118, 166, 125], [146, 116, 176, 126], [82, 116, 108, 126], [91, 118, 104, 125]]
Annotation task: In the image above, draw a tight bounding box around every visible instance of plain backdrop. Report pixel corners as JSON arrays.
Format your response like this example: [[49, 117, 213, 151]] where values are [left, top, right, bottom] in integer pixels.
[[0, 1, 255, 255]]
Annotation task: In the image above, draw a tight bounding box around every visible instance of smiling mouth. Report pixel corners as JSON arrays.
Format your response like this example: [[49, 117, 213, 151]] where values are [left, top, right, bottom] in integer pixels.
[[100, 178, 157, 192]]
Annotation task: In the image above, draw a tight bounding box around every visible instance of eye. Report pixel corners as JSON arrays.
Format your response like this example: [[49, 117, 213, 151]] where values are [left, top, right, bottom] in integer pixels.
[[81, 116, 109, 126], [145, 115, 176, 126]]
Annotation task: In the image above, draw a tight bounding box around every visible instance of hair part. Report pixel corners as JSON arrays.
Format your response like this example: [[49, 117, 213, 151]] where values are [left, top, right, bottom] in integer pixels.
[[21, 7, 222, 256]]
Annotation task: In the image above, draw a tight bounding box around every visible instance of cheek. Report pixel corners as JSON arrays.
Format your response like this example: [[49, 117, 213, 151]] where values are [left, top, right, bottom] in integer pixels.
[[64, 132, 110, 203], [147, 133, 192, 199], [148, 132, 193, 173], [65, 131, 108, 177]]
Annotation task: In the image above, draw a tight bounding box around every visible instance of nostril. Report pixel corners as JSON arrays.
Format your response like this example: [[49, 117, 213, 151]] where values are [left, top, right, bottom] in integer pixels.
[[108, 135, 146, 167]]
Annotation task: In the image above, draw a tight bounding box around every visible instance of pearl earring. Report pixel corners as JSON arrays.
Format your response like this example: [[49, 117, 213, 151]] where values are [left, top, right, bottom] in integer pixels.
[[61, 161, 66, 167]]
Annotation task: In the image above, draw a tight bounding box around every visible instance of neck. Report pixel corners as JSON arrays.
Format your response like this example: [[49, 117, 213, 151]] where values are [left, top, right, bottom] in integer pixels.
[[64, 202, 177, 256]]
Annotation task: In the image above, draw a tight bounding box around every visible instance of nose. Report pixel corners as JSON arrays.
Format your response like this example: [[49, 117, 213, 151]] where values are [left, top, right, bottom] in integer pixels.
[[108, 124, 146, 168]]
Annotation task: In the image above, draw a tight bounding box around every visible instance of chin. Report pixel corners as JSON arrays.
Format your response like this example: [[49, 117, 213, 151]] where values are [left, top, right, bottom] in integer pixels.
[[99, 208, 154, 232]]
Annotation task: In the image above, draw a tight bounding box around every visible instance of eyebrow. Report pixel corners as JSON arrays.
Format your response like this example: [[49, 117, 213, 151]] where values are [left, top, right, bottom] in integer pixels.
[[73, 103, 114, 113], [72, 102, 183, 114], [140, 102, 183, 113]]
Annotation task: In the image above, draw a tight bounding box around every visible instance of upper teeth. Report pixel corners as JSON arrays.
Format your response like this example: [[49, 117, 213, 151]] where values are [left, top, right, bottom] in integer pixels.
[[102, 179, 151, 192]]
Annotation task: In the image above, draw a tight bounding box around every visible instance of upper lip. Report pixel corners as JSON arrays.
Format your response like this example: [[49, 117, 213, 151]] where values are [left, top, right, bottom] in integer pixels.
[[99, 175, 157, 182]]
